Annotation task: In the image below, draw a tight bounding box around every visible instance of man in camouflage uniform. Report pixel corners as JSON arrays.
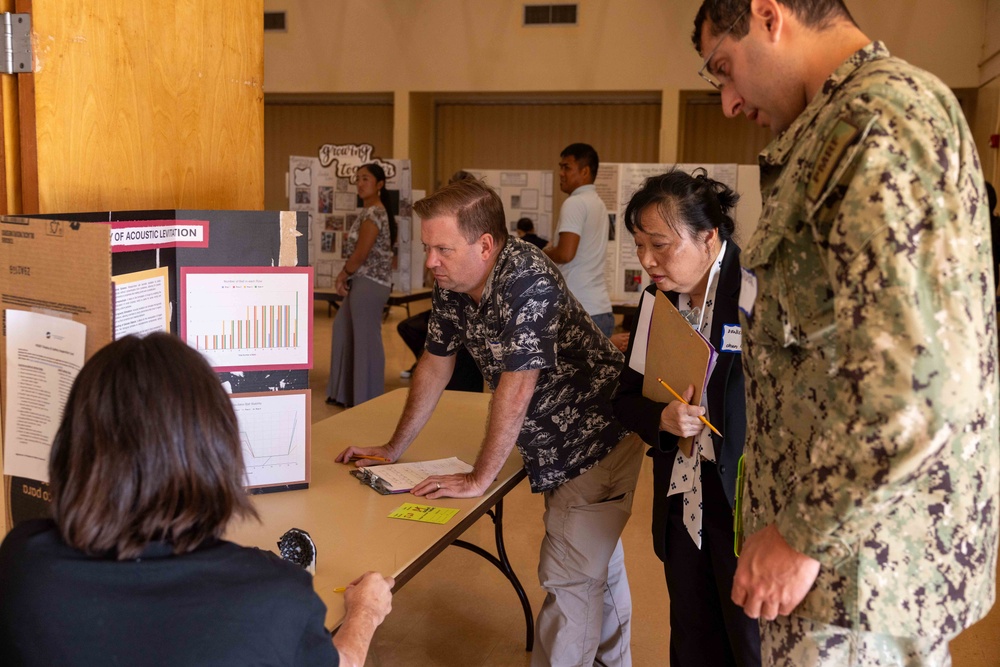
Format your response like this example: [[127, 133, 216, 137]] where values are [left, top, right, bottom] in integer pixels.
[[692, 1, 999, 664]]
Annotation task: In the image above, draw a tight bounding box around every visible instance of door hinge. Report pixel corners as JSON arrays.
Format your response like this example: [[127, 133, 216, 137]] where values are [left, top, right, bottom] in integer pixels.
[[2, 13, 31, 74]]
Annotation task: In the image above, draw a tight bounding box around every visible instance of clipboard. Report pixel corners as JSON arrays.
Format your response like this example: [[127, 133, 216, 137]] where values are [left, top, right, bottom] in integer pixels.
[[349, 457, 474, 495], [641, 291, 716, 457]]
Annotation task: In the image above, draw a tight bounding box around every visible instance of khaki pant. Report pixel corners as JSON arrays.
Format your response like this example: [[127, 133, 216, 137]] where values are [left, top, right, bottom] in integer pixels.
[[532, 434, 644, 667], [762, 615, 954, 667]]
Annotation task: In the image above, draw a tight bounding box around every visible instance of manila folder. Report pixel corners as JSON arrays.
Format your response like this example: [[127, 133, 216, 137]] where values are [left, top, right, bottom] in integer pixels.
[[641, 291, 713, 457]]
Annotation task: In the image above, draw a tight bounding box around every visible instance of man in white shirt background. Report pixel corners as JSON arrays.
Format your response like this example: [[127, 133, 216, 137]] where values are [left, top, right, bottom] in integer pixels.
[[544, 143, 615, 336]]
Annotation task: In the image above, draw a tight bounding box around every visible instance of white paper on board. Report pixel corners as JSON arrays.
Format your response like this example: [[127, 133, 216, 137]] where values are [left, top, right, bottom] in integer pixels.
[[3, 310, 87, 483], [627, 290, 654, 376]]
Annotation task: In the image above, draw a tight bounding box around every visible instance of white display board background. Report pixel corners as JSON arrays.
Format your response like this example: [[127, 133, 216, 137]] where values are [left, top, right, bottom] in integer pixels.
[[289, 152, 412, 292], [594, 163, 760, 303], [466, 169, 554, 241]]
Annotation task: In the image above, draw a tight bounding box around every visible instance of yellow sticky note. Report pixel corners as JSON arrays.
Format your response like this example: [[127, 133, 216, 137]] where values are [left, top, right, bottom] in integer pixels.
[[388, 503, 460, 524]]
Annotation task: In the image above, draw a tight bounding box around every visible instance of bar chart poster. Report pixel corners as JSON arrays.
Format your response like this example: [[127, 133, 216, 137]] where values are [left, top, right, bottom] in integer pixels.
[[230, 390, 310, 491], [180, 266, 314, 372]]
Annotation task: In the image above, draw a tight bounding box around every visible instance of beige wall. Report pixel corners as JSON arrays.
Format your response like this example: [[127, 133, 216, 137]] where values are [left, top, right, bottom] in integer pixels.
[[264, 1, 984, 94], [264, 0, 988, 172]]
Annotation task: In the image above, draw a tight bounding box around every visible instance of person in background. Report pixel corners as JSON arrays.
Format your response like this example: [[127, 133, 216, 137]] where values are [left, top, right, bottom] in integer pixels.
[[613, 170, 760, 667], [544, 143, 616, 336], [327, 162, 398, 407], [515, 217, 547, 249], [338, 178, 643, 667], [395, 169, 484, 391], [693, 0, 999, 663], [0, 333, 394, 667]]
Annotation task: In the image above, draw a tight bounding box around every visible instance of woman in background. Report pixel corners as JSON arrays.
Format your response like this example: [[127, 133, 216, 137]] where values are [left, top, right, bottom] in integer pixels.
[[327, 162, 398, 407], [0, 333, 392, 667], [612, 170, 760, 667]]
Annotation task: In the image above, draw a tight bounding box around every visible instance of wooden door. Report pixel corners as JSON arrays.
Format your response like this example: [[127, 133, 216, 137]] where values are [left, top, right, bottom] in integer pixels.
[[1, 0, 264, 533], [4, 0, 263, 215]]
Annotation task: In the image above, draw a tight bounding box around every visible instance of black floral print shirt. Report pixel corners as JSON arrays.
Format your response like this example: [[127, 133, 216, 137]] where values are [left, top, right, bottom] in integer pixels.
[[426, 238, 629, 492]]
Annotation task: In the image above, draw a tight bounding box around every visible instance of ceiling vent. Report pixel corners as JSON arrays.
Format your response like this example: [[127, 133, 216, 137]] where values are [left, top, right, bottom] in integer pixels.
[[524, 4, 578, 26], [264, 12, 287, 32]]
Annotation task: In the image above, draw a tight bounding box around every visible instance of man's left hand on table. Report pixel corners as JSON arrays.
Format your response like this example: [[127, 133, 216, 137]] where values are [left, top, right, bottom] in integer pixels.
[[411, 472, 488, 499]]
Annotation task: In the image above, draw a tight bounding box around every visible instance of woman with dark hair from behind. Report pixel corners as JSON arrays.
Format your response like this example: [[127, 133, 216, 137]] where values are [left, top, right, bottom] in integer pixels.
[[327, 162, 398, 407], [612, 169, 760, 667], [0, 333, 392, 667]]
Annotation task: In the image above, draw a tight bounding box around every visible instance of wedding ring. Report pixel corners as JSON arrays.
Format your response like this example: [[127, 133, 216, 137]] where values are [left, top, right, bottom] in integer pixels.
[[436, 482, 441, 490]]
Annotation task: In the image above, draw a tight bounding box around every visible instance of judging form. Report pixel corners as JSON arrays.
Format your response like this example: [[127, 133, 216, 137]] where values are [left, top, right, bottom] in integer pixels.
[[3, 310, 86, 483]]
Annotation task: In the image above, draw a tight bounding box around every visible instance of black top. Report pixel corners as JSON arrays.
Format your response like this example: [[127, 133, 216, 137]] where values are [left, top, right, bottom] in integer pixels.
[[0, 519, 338, 667], [612, 242, 747, 561], [427, 237, 628, 492], [520, 232, 548, 249]]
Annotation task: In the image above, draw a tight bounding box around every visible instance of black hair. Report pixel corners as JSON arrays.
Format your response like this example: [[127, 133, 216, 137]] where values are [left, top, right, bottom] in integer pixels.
[[359, 163, 398, 247], [515, 217, 535, 233], [623, 168, 738, 244], [692, 0, 857, 54], [560, 143, 600, 180]]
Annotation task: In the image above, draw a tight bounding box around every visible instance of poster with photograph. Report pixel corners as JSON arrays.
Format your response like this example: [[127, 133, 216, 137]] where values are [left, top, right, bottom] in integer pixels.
[[464, 169, 555, 241], [289, 148, 412, 293]]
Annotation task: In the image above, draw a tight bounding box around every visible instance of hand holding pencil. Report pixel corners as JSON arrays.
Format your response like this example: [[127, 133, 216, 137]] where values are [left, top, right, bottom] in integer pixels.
[[334, 445, 394, 466], [656, 377, 722, 439]]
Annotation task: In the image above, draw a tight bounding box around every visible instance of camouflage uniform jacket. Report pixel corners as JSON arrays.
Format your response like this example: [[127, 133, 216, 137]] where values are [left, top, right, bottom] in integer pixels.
[[740, 41, 999, 635]]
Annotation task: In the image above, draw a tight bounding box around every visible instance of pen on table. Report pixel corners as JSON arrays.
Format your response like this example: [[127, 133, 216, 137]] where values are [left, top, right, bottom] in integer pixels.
[[655, 377, 723, 438], [349, 454, 391, 463]]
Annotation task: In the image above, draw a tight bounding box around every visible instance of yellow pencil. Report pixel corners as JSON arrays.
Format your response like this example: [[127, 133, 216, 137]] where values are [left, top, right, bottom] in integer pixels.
[[656, 377, 723, 438], [334, 587, 347, 593], [349, 454, 391, 463]]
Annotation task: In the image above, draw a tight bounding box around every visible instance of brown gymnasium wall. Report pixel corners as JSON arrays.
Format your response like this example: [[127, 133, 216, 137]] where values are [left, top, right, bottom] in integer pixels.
[[434, 98, 661, 210], [264, 100, 394, 211]]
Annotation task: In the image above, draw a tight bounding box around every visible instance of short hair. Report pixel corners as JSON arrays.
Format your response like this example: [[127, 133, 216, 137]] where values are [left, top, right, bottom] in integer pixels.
[[516, 217, 535, 233], [414, 178, 509, 245], [692, 0, 857, 52], [560, 143, 600, 180], [623, 168, 739, 244], [49, 333, 257, 560], [448, 170, 476, 184]]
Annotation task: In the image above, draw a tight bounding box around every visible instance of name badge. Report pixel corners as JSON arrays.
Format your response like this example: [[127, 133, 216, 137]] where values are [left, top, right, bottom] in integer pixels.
[[487, 340, 503, 360], [721, 324, 742, 353], [739, 267, 758, 318]]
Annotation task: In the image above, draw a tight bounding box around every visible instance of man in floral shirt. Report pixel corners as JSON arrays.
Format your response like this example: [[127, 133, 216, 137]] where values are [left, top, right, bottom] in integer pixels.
[[338, 178, 642, 667]]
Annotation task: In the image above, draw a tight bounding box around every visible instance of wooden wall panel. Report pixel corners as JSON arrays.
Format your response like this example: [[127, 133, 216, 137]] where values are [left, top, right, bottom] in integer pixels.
[[679, 93, 771, 165], [264, 101, 394, 211], [435, 99, 660, 211], [29, 0, 264, 213]]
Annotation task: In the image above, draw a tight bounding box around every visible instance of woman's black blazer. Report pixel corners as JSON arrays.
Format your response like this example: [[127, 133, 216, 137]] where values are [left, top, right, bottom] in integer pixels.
[[612, 241, 746, 562]]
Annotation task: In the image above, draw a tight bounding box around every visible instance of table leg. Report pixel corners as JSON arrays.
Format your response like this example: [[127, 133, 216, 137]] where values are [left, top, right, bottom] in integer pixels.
[[451, 499, 534, 652]]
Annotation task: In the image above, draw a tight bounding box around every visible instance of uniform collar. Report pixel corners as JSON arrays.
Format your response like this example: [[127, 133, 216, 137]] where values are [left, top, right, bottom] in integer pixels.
[[760, 41, 890, 168], [570, 183, 597, 196]]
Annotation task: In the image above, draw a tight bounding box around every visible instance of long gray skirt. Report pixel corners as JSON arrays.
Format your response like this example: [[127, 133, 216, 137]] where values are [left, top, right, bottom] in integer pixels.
[[326, 275, 391, 407]]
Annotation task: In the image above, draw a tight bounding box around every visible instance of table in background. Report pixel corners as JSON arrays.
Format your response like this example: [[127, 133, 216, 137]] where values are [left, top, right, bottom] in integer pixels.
[[314, 287, 432, 317], [226, 389, 534, 650]]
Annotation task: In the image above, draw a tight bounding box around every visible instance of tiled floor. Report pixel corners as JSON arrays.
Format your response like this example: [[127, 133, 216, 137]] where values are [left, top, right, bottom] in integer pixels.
[[309, 300, 1000, 667]]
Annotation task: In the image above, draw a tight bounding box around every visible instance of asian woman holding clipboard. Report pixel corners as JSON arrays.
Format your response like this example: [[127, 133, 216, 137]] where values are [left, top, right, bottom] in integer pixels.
[[612, 169, 759, 667]]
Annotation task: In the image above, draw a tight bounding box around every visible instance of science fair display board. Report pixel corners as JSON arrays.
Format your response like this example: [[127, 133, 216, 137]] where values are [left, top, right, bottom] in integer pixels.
[[289, 145, 413, 292], [463, 169, 555, 241], [0, 209, 313, 533]]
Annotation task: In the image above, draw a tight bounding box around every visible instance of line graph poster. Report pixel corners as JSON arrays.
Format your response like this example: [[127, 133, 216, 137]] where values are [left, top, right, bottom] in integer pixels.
[[231, 390, 310, 490], [180, 266, 314, 372]]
